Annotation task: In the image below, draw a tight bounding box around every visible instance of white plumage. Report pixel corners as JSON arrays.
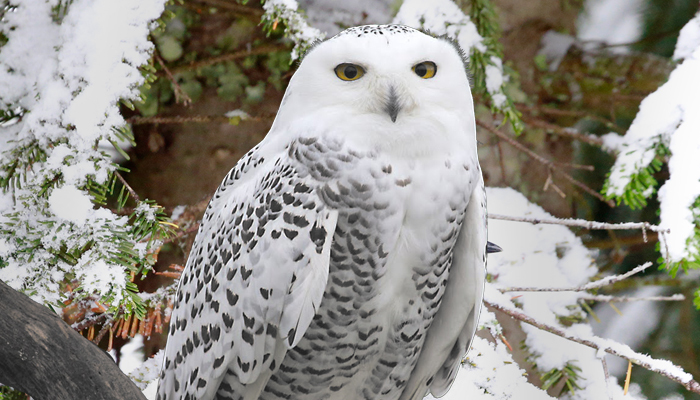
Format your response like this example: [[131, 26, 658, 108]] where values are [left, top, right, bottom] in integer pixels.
[[157, 24, 488, 400]]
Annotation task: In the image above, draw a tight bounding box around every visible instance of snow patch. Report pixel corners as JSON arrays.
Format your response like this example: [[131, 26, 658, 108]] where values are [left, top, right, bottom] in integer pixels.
[[48, 184, 93, 225], [606, 12, 700, 262]]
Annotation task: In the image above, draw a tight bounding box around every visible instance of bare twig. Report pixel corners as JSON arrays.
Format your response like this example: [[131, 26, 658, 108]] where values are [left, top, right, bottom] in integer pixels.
[[93, 317, 115, 345], [524, 117, 606, 147], [601, 356, 613, 400], [496, 140, 507, 182], [476, 120, 615, 206], [543, 172, 566, 198], [519, 105, 623, 134], [168, 44, 289, 75], [163, 223, 201, 245], [128, 114, 272, 125], [115, 171, 140, 203], [553, 161, 595, 171], [488, 213, 669, 234], [498, 262, 653, 292], [155, 53, 192, 106], [190, 0, 264, 17], [129, 115, 229, 125], [71, 312, 109, 332], [485, 298, 700, 394]]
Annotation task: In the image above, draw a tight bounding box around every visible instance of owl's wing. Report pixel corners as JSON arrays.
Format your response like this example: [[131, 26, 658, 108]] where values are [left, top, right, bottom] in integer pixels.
[[157, 144, 338, 400], [400, 175, 487, 400]]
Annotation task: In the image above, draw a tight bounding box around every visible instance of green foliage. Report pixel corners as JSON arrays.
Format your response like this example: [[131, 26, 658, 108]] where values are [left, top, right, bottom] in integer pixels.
[[466, 0, 524, 134], [260, 0, 325, 61], [265, 50, 292, 91], [541, 362, 584, 395], [556, 304, 588, 326], [603, 140, 669, 209], [605, 157, 663, 210], [135, 4, 294, 111], [634, 0, 699, 57], [663, 194, 700, 286], [214, 63, 250, 102], [0, 386, 26, 400]]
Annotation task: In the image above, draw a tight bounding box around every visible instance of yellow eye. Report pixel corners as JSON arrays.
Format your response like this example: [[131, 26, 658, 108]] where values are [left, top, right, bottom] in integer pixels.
[[413, 61, 437, 79], [335, 63, 365, 81]]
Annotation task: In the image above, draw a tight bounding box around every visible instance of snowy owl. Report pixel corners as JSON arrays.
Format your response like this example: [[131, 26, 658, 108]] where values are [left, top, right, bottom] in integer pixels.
[[157, 24, 493, 400]]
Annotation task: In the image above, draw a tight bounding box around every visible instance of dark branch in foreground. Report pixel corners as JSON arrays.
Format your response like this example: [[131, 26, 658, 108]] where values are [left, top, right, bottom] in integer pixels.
[[0, 280, 146, 400]]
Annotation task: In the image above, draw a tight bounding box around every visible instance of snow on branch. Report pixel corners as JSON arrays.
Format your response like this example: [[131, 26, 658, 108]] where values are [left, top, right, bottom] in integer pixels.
[[578, 293, 685, 303], [261, 0, 325, 61], [484, 292, 700, 394], [489, 213, 668, 235], [603, 12, 700, 265], [497, 262, 654, 293], [482, 187, 697, 399], [0, 0, 168, 313]]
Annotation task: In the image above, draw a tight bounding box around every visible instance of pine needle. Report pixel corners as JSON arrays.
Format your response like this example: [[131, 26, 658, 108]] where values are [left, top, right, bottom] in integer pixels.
[[624, 361, 632, 395], [610, 302, 624, 316]]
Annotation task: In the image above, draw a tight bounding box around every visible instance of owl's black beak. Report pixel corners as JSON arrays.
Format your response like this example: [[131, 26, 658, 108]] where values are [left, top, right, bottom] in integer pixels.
[[384, 85, 400, 123], [486, 241, 502, 254]]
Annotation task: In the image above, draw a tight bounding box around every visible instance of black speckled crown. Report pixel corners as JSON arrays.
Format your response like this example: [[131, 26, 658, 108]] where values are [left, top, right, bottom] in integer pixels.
[[334, 24, 418, 38]]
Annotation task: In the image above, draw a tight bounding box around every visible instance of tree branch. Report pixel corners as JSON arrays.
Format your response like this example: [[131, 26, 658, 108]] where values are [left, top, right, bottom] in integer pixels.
[[523, 117, 608, 147], [488, 213, 668, 236], [579, 293, 685, 302], [167, 44, 289, 75], [484, 296, 700, 394], [128, 114, 272, 125], [498, 262, 653, 292], [155, 52, 192, 106], [0, 280, 146, 400], [476, 119, 615, 206]]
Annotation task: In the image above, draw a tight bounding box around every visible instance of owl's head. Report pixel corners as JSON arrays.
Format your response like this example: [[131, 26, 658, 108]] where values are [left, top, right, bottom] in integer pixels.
[[270, 25, 475, 149]]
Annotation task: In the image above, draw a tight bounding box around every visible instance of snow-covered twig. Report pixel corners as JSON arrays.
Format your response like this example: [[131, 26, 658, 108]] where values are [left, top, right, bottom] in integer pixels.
[[485, 298, 700, 394], [601, 356, 613, 400], [499, 262, 653, 292], [579, 293, 685, 302], [488, 213, 669, 235]]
